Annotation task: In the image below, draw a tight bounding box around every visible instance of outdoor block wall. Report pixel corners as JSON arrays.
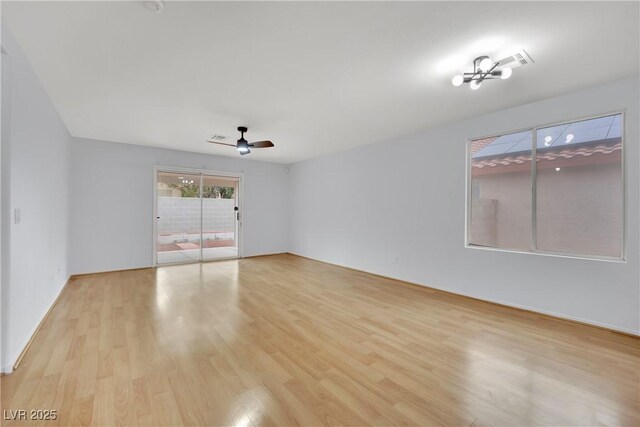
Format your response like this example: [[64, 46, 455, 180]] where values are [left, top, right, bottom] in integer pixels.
[[158, 197, 236, 234], [472, 162, 622, 257]]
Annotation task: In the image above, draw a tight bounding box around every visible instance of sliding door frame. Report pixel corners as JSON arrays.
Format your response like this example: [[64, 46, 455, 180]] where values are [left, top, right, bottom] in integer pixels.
[[152, 165, 244, 267]]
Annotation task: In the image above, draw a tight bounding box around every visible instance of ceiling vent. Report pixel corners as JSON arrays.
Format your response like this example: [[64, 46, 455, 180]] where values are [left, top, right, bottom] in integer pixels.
[[209, 135, 231, 142], [497, 49, 534, 69], [143, 1, 164, 13]]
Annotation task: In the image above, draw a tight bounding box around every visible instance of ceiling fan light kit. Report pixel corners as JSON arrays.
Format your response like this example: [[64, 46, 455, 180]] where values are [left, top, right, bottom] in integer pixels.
[[207, 126, 275, 156], [451, 55, 516, 90], [236, 127, 251, 155]]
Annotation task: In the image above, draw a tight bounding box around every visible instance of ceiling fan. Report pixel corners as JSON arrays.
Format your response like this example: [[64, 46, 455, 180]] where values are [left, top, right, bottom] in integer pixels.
[[207, 126, 274, 155]]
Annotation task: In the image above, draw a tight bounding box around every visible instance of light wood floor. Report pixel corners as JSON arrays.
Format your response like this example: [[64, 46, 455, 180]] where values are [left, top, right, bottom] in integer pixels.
[[1, 254, 639, 426]]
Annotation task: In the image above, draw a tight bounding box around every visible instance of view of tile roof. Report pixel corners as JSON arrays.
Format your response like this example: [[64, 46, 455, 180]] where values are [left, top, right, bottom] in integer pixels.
[[473, 141, 622, 169], [470, 114, 622, 170]]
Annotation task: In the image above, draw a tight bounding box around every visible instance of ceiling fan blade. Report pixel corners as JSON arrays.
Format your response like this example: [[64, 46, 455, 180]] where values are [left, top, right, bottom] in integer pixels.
[[248, 140, 274, 148], [207, 140, 237, 147]]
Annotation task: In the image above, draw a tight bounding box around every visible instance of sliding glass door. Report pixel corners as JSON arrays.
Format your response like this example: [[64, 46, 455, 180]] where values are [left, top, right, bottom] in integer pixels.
[[201, 175, 239, 261], [155, 169, 241, 265], [156, 172, 202, 264]]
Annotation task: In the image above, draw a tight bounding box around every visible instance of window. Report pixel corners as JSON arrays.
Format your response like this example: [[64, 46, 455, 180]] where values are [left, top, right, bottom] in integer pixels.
[[467, 113, 623, 260]]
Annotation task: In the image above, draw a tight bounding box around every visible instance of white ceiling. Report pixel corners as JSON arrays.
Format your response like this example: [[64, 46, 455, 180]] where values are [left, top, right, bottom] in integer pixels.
[[3, 1, 638, 164]]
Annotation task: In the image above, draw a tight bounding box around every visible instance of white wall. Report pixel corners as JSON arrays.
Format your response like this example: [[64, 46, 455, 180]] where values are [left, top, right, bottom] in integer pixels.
[[289, 77, 640, 334], [1, 26, 72, 372], [0, 37, 10, 374], [70, 138, 288, 275]]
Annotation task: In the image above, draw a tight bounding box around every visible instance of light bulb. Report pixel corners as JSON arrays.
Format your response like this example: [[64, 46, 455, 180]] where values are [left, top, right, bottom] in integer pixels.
[[555, 167, 561, 172], [451, 75, 464, 87], [479, 57, 493, 71], [544, 136, 552, 146], [469, 80, 481, 90], [565, 133, 574, 143], [500, 67, 512, 79]]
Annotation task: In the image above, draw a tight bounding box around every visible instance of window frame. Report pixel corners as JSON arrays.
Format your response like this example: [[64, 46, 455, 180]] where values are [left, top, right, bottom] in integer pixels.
[[465, 111, 626, 263]]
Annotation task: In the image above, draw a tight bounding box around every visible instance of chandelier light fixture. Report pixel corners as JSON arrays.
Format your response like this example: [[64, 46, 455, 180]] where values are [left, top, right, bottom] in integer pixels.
[[451, 55, 512, 90]]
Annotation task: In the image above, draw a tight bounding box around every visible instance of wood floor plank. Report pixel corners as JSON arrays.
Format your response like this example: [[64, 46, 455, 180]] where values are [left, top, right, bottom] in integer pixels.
[[1, 254, 638, 426]]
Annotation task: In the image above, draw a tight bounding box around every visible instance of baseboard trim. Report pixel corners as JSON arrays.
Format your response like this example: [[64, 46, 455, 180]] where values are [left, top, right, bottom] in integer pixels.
[[287, 252, 640, 338], [11, 276, 72, 373], [71, 254, 290, 277], [70, 266, 155, 278], [243, 252, 288, 259]]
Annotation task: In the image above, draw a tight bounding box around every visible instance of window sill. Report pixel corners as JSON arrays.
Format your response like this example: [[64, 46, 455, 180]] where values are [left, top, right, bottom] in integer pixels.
[[465, 244, 626, 263]]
